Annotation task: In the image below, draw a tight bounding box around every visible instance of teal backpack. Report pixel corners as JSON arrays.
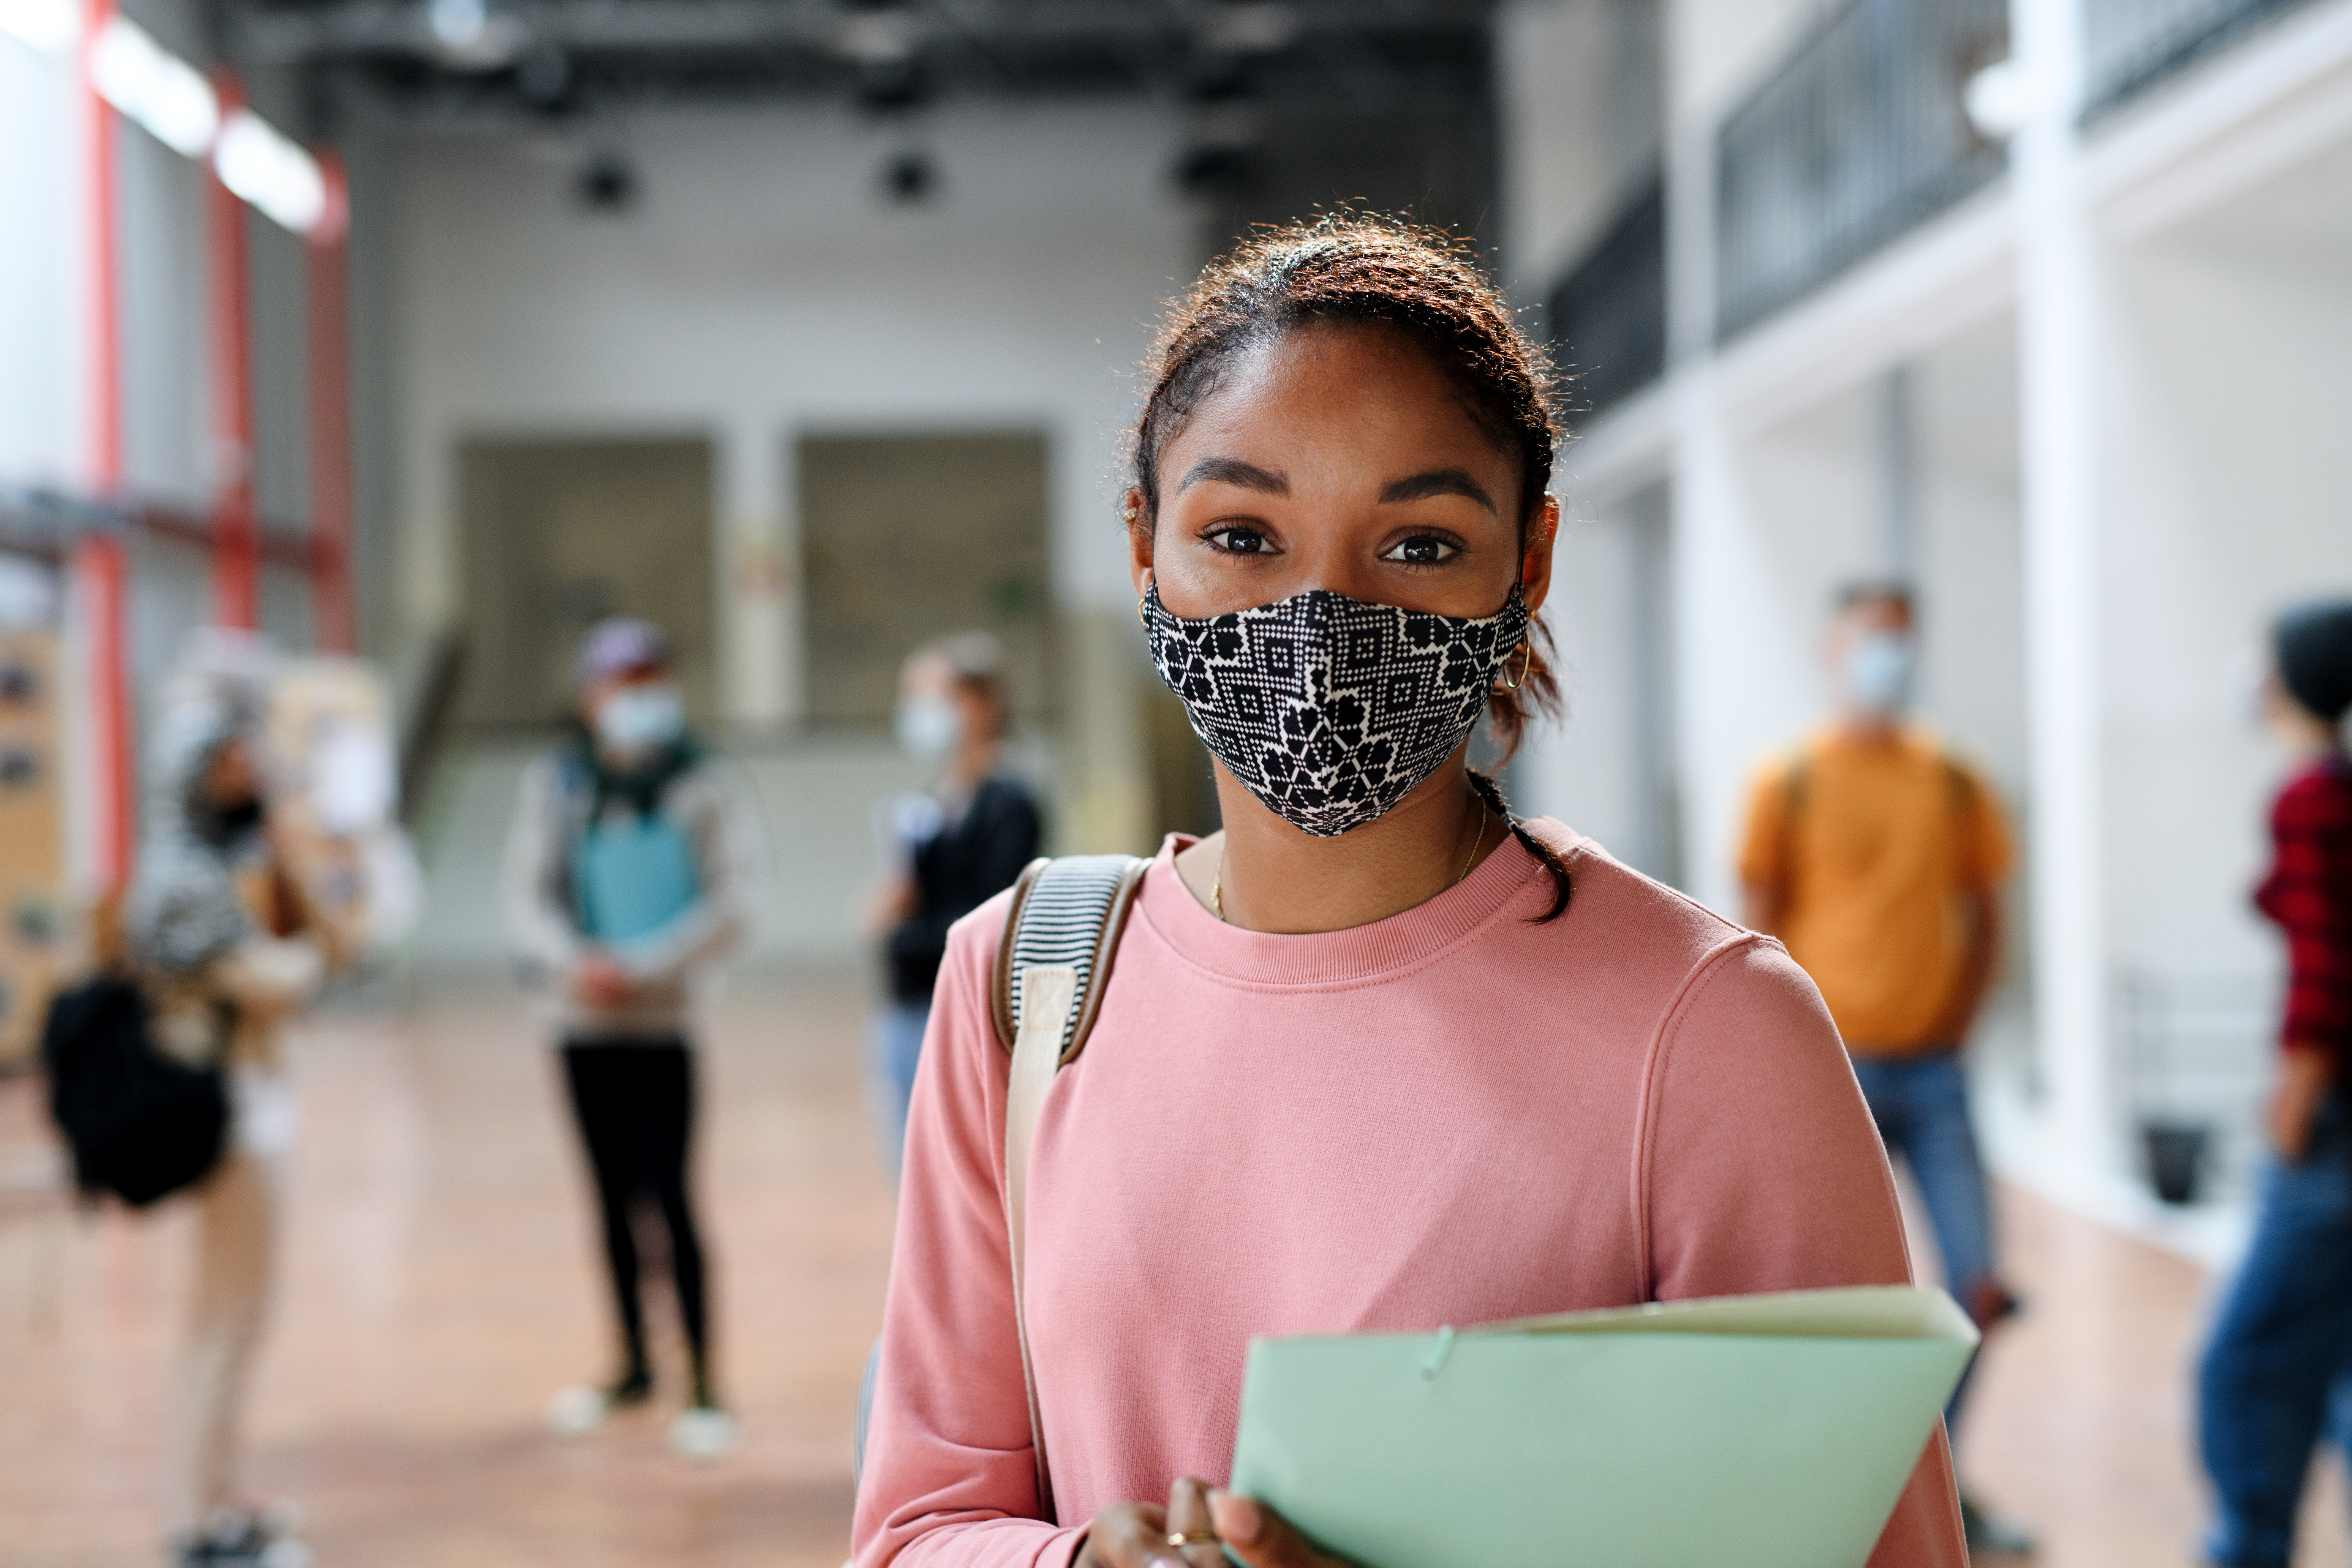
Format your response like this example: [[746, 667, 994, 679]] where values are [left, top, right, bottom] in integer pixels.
[[566, 759, 702, 944]]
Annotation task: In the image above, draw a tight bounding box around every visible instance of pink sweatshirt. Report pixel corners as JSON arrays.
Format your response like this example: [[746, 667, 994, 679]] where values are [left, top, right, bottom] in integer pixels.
[[855, 822, 1966, 1568]]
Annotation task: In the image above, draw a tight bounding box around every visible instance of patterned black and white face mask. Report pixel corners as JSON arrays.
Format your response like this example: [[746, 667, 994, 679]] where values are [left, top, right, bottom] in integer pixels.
[[1142, 581, 1529, 837]]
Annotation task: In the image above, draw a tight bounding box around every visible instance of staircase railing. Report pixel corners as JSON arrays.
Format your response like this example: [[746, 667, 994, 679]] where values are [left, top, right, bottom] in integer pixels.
[[1546, 170, 1667, 422], [2084, 0, 2325, 120]]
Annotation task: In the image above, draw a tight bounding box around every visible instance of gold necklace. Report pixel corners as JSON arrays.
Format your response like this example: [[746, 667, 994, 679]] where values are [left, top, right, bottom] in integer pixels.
[[1211, 797, 1490, 924]]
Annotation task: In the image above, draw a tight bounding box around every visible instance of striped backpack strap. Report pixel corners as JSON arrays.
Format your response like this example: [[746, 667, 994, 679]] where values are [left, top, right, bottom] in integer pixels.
[[988, 851, 1148, 1524], [991, 853, 1151, 1064]]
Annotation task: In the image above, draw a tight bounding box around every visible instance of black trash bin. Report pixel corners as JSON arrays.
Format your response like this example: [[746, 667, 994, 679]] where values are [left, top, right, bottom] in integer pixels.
[[2142, 1119, 2213, 1207]]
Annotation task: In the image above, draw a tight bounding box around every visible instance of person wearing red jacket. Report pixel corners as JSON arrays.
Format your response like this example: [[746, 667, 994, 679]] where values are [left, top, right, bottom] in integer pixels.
[[2199, 598, 2352, 1568]]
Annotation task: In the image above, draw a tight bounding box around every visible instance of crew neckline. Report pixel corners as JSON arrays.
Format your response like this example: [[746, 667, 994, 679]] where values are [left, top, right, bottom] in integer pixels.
[[1133, 819, 1581, 989]]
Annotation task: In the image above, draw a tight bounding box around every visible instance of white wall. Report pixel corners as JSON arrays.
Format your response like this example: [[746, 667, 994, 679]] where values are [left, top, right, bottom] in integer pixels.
[[1668, 0, 1838, 122], [1557, 317, 2028, 917], [379, 98, 1203, 960], [0, 29, 84, 490], [382, 100, 1199, 731], [2098, 159, 2352, 980], [1497, 0, 1663, 297]]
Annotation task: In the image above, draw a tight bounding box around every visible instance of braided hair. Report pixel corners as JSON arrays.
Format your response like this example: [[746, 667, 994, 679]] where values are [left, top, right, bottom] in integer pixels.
[[1131, 214, 1574, 921]]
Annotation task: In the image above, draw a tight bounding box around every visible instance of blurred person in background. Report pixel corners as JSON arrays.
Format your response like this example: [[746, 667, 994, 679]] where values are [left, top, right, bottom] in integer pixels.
[[2198, 599, 2352, 1568], [865, 632, 1041, 1182], [127, 632, 346, 1568], [504, 617, 763, 1460], [1737, 582, 2027, 1555]]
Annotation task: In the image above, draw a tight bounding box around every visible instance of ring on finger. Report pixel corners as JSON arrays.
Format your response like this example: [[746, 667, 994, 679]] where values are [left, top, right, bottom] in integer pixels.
[[1168, 1533, 1220, 1548]]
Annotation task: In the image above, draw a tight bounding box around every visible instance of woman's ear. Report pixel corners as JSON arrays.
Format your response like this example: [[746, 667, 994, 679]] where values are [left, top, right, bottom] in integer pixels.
[[1520, 494, 1560, 618], [1124, 487, 1154, 598]]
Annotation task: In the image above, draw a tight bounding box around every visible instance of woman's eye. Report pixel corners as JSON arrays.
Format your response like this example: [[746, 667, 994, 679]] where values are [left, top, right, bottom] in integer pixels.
[[1384, 535, 1460, 566], [1206, 528, 1274, 555]]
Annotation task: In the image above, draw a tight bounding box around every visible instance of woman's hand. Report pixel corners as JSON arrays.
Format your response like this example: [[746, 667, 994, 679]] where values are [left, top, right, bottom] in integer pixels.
[[2268, 1047, 2336, 1162], [572, 952, 638, 1009], [1078, 1476, 1353, 1568], [861, 874, 918, 939]]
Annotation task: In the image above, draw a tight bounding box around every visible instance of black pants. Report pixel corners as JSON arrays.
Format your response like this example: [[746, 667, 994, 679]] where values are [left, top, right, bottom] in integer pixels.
[[561, 1038, 709, 1384]]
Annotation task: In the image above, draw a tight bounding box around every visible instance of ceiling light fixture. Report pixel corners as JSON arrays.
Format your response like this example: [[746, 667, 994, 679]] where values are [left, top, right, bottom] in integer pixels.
[[835, 8, 918, 66], [214, 108, 329, 235], [88, 15, 220, 158], [427, 0, 524, 69], [0, 0, 76, 57], [1963, 59, 2034, 141], [1200, 3, 1300, 57]]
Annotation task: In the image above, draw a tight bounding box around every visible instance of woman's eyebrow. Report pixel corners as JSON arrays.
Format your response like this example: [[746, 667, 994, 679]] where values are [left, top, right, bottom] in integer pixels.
[[1179, 456, 1289, 495], [1379, 468, 1496, 512]]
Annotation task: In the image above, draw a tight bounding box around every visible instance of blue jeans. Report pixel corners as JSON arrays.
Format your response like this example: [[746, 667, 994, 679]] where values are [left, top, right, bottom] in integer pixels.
[[866, 1000, 930, 1187], [1850, 1051, 1995, 1436], [2199, 1101, 2352, 1568]]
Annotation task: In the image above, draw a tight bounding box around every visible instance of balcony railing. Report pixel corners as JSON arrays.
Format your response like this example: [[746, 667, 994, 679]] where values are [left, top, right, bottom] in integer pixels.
[[1715, 0, 2009, 341], [2084, 0, 2324, 119], [1546, 171, 1666, 422]]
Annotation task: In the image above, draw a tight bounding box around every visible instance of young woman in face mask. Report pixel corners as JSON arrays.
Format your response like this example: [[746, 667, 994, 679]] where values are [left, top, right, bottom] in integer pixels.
[[866, 633, 1044, 1181], [852, 219, 1965, 1568], [503, 617, 765, 1459]]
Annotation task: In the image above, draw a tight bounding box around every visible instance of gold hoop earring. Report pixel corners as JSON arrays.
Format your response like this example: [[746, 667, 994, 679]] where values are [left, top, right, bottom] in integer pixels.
[[1494, 639, 1531, 692]]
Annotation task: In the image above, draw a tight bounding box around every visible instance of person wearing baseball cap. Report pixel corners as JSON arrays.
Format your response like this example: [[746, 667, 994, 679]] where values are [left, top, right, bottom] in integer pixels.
[[2200, 597, 2352, 1568], [503, 616, 766, 1460]]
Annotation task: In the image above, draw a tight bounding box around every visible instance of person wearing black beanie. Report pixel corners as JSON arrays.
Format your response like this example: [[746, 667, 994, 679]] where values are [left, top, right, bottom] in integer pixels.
[[2274, 599, 2352, 727], [2198, 595, 2352, 1568]]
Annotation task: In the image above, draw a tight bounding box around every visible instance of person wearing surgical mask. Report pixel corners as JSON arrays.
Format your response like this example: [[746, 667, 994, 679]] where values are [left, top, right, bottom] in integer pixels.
[[1737, 582, 2025, 1555], [863, 631, 1042, 1182], [502, 616, 764, 1461]]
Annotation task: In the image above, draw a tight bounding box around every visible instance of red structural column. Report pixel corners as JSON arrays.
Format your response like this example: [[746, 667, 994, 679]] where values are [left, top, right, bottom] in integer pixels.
[[306, 154, 355, 654], [206, 70, 259, 632], [74, 539, 136, 890], [80, 0, 134, 889]]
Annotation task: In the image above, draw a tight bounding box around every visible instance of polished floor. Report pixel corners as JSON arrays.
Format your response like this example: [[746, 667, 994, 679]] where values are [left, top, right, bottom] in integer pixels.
[[1, 971, 2346, 1567]]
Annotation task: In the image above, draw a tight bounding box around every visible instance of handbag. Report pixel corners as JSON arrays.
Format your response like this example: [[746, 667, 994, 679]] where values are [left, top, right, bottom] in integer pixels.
[[41, 977, 230, 1208]]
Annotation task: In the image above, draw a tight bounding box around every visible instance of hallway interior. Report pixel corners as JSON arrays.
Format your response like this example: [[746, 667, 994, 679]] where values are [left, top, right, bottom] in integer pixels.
[[2, 971, 2347, 1568]]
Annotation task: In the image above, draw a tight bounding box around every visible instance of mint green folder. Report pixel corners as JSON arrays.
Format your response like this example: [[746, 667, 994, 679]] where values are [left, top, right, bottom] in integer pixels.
[[1228, 1286, 1978, 1568]]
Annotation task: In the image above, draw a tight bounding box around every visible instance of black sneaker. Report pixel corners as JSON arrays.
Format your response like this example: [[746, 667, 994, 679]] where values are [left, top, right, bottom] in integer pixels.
[[172, 1507, 310, 1568]]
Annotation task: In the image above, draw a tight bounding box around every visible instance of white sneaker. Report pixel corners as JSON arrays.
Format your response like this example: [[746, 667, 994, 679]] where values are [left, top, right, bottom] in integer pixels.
[[546, 1384, 610, 1436], [257, 1540, 313, 1568], [669, 1405, 738, 1461]]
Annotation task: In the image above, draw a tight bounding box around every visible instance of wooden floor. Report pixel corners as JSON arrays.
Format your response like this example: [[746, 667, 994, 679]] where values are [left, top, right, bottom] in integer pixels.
[[1, 971, 2345, 1567]]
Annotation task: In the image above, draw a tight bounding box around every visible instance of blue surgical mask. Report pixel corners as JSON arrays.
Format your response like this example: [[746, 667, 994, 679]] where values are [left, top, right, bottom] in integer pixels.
[[595, 683, 685, 754], [1843, 632, 1915, 717], [894, 694, 963, 762]]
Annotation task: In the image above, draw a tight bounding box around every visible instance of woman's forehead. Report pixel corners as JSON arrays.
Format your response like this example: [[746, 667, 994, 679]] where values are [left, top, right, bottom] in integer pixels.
[[1168, 323, 1511, 472]]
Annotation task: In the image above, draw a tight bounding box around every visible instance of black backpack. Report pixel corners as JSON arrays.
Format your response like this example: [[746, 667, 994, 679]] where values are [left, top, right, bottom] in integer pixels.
[[42, 978, 229, 1208]]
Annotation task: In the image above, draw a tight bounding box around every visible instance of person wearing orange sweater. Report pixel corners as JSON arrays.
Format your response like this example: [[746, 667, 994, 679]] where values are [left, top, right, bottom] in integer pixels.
[[1738, 582, 2023, 1555]]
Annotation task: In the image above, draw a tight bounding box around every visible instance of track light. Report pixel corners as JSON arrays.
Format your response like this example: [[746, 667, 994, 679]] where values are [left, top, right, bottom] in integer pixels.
[[577, 152, 638, 212], [881, 148, 936, 206]]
